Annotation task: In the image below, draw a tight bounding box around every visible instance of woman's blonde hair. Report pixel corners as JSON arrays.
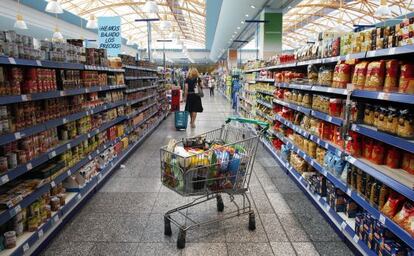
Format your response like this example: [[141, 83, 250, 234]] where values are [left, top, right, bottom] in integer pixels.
[[187, 68, 199, 79]]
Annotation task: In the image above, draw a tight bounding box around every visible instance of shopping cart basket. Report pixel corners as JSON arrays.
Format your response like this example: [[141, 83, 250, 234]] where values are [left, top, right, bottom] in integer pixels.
[[160, 117, 269, 248]]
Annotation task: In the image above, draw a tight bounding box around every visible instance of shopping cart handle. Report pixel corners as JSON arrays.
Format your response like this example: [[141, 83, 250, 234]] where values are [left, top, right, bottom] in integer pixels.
[[225, 116, 269, 130]]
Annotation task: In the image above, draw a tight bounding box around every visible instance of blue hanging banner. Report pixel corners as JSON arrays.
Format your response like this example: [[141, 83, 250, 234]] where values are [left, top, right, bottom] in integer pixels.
[[98, 16, 121, 56]]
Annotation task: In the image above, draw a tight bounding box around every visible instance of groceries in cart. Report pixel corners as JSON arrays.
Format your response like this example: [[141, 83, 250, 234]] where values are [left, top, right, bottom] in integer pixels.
[[162, 136, 249, 194]]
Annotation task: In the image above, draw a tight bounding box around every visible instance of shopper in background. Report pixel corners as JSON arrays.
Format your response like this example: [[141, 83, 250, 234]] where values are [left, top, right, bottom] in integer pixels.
[[208, 77, 215, 96], [184, 68, 204, 128]]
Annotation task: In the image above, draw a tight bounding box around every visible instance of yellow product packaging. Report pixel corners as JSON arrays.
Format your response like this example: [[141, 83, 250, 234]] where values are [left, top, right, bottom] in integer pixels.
[[117, 125, 124, 137], [121, 137, 129, 148]]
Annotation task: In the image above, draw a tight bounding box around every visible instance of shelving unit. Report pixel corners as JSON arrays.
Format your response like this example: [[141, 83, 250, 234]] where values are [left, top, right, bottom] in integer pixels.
[[0, 54, 168, 256], [242, 43, 414, 254]]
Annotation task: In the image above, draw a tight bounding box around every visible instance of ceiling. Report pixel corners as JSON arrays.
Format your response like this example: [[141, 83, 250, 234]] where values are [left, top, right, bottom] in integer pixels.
[[60, 0, 206, 49]]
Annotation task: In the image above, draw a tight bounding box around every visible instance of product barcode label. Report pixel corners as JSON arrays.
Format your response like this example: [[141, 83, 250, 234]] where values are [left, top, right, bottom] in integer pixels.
[[36, 60, 42, 66], [38, 229, 44, 238], [23, 243, 29, 252], [50, 181, 56, 187], [379, 214, 386, 224], [341, 221, 347, 230], [389, 48, 396, 55], [377, 92, 390, 100], [346, 188, 352, 196], [8, 58, 16, 65], [1, 175, 9, 184]]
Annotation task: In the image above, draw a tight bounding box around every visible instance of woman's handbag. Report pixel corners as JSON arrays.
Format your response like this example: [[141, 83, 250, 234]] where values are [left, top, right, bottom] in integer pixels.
[[197, 78, 204, 97]]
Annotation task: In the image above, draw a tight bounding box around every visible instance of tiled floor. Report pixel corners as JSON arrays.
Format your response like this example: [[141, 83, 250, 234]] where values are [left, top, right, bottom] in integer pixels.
[[41, 91, 354, 256]]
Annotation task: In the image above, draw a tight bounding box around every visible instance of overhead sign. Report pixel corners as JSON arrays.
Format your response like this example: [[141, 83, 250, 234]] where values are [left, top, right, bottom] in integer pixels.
[[98, 16, 121, 56]]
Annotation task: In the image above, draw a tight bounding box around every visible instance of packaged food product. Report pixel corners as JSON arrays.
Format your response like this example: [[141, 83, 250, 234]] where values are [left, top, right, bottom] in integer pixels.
[[352, 61, 369, 89], [318, 66, 333, 86], [308, 64, 318, 84], [4, 231, 16, 249], [328, 99, 343, 117], [398, 63, 414, 94], [363, 104, 375, 125], [384, 60, 399, 92], [362, 138, 374, 159], [346, 132, 362, 157], [397, 109, 414, 138], [371, 142, 386, 165], [402, 152, 414, 174], [385, 147, 401, 169], [386, 107, 399, 134], [393, 201, 414, 229], [377, 107, 388, 132], [381, 192, 406, 217], [365, 60, 385, 91], [332, 63, 352, 88], [373, 106, 380, 128], [379, 184, 390, 209]]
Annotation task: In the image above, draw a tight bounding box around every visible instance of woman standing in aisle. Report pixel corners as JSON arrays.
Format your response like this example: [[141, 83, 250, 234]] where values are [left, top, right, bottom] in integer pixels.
[[208, 77, 215, 96], [184, 68, 204, 128]]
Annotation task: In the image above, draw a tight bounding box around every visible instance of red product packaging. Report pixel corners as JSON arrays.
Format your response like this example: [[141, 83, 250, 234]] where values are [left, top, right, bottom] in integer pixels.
[[346, 131, 362, 157], [381, 192, 406, 218], [362, 138, 374, 160], [384, 60, 399, 92], [393, 201, 414, 230], [371, 142, 386, 165], [385, 147, 401, 169], [365, 60, 385, 91], [319, 123, 333, 141], [329, 99, 343, 117], [399, 63, 414, 94], [402, 152, 414, 174]]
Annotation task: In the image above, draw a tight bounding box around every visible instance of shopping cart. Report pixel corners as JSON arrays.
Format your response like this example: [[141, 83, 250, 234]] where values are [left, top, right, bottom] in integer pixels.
[[160, 117, 269, 248]]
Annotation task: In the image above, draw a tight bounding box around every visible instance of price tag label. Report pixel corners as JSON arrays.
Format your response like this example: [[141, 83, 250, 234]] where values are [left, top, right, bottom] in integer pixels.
[[85, 88, 90, 93], [388, 48, 396, 55], [88, 155, 92, 160], [53, 215, 59, 222], [36, 60, 42, 66], [299, 176, 303, 181], [76, 194, 82, 201], [377, 92, 390, 100], [348, 156, 356, 164], [316, 195, 321, 200], [353, 235, 359, 243], [1, 175, 9, 184], [66, 143, 71, 149], [345, 54, 351, 60], [62, 118, 68, 124], [104, 105, 108, 110], [10, 205, 21, 217], [87, 133, 91, 138], [8, 58, 16, 65], [327, 116, 333, 122], [23, 243, 29, 252], [322, 170, 328, 176], [341, 221, 347, 230], [49, 151, 57, 158], [21, 95, 28, 101], [346, 188, 352, 196], [98, 173, 103, 180], [67, 170, 71, 176], [50, 181, 56, 188], [15, 132, 22, 140], [38, 229, 44, 238], [379, 214, 386, 224], [327, 88, 334, 93], [326, 204, 331, 211]]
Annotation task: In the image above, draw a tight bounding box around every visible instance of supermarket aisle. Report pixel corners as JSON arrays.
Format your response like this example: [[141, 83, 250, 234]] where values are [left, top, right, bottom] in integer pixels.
[[41, 91, 353, 256]]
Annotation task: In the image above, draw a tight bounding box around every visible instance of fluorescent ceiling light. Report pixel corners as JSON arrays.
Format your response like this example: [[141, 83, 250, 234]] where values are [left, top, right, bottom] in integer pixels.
[[237, 27, 240, 30], [245, 14, 249, 17], [45, 0, 64, 14], [159, 17, 172, 30], [241, 21, 245, 24], [375, 0, 391, 18], [143, 0, 159, 13], [14, 14, 28, 30], [126, 37, 134, 45], [250, 5, 255, 8], [52, 27, 64, 41], [86, 14, 98, 29]]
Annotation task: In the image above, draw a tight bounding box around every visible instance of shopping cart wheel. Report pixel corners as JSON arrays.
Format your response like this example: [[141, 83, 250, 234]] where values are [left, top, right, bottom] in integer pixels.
[[216, 195, 224, 212], [164, 215, 172, 236], [248, 213, 256, 231], [177, 229, 186, 249]]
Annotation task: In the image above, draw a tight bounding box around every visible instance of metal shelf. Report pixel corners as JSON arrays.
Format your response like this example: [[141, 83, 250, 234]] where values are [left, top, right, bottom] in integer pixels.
[[0, 99, 126, 147], [0, 116, 126, 187], [352, 90, 414, 104], [274, 114, 310, 138], [261, 139, 378, 256], [0, 56, 125, 72], [125, 76, 158, 80], [126, 102, 157, 119], [125, 84, 158, 94], [273, 99, 311, 115], [0, 114, 166, 256], [310, 110, 344, 126], [351, 124, 414, 154], [366, 45, 414, 58], [311, 86, 349, 95], [122, 65, 158, 72], [256, 99, 273, 109], [0, 85, 126, 105], [126, 93, 157, 106], [255, 78, 275, 83], [255, 90, 274, 96]]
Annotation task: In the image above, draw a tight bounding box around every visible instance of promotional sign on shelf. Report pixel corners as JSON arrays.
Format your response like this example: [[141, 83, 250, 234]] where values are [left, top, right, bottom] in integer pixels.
[[98, 16, 122, 56]]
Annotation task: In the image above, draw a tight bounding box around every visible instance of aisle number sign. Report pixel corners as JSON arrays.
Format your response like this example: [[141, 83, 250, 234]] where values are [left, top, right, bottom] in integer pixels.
[[98, 16, 121, 56]]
